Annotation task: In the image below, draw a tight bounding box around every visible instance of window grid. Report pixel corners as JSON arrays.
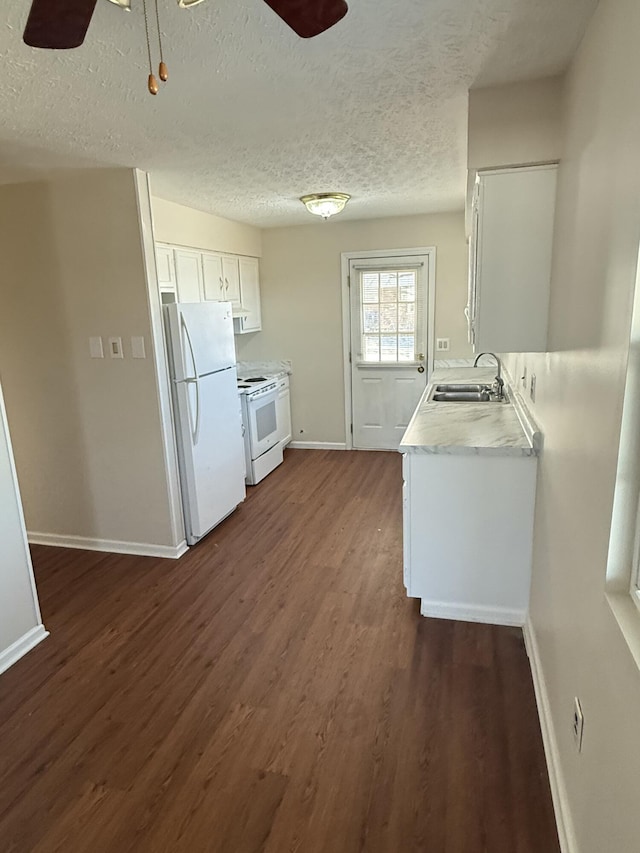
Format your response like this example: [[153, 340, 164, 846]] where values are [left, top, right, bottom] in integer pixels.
[[360, 268, 418, 364]]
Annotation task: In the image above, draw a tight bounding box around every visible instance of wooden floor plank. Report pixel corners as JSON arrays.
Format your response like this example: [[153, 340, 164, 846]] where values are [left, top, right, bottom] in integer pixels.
[[0, 449, 559, 852]]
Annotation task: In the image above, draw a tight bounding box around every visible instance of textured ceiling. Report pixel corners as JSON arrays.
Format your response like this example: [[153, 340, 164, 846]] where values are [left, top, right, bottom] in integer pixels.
[[1, 0, 597, 227]]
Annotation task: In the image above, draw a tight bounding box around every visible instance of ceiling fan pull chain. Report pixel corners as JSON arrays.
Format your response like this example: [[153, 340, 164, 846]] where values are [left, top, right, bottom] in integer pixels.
[[143, 0, 159, 95], [155, 0, 169, 82]]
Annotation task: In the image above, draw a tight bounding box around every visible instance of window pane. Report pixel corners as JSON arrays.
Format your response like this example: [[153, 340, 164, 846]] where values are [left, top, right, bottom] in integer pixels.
[[363, 305, 380, 333], [380, 272, 398, 302], [362, 273, 379, 303], [363, 335, 380, 362], [380, 303, 397, 333], [398, 302, 415, 332], [398, 272, 416, 302], [381, 335, 397, 361], [398, 334, 415, 362]]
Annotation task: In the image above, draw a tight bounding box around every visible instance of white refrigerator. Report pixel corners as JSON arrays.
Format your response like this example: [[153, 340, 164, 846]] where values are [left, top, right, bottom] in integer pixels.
[[165, 302, 246, 546]]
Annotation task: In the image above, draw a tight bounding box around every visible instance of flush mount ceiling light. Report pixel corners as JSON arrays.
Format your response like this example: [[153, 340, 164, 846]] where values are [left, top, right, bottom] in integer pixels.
[[106, 0, 131, 8], [300, 193, 351, 220]]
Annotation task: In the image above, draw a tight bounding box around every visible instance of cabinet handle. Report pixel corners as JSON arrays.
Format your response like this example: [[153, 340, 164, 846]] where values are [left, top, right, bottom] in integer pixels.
[[219, 277, 224, 297], [224, 277, 229, 293]]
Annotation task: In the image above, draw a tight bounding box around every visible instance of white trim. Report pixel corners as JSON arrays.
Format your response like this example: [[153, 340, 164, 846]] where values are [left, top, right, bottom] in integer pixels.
[[523, 616, 578, 853], [419, 599, 526, 627], [28, 531, 189, 560], [341, 247, 436, 450], [133, 170, 186, 548], [0, 625, 49, 676], [288, 441, 346, 451]]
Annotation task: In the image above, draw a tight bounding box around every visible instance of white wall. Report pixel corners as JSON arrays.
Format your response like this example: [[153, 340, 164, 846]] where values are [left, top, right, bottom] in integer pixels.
[[151, 196, 262, 257], [0, 381, 46, 674], [501, 1, 640, 849], [236, 212, 471, 444], [0, 170, 182, 553]]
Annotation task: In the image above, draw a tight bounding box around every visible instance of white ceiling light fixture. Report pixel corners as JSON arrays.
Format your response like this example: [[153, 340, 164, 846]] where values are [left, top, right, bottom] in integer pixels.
[[107, 0, 131, 9], [300, 193, 351, 221], [177, 0, 207, 7]]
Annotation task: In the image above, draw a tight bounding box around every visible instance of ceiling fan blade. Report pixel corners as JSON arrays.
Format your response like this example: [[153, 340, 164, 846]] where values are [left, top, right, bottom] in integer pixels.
[[263, 0, 348, 38], [23, 0, 99, 49]]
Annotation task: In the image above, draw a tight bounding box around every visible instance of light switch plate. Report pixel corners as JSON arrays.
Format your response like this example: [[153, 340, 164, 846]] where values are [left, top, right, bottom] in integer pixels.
[[131, 336, 146, 359], [89, 336, 104, 359], [436, 338, 450, 352], [108, 337, 124, 359]]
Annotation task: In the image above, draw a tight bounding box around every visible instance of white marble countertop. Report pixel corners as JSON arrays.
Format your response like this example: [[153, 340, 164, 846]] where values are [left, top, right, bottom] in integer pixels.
[[399, 367, 539, 457]]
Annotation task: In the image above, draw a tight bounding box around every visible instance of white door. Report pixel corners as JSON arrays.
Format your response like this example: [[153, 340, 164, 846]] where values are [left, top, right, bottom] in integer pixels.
[[349, 255, 430, 450], [174, 249, 204, 303]]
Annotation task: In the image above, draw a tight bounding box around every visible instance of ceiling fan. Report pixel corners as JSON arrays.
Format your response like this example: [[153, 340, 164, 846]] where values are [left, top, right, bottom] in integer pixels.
[[23, 0, 348, 47]]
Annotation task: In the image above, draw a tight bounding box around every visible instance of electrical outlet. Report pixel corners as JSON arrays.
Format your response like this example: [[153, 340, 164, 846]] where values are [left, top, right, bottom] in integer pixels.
[[573, 697, 584, 752], [436, 338, 450, 352], [530, 373, 536, 402], [522, 366, 527, 389]]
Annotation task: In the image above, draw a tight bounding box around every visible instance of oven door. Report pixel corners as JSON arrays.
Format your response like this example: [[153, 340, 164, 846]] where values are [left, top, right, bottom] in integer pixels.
[[246, 388, 279, 459]]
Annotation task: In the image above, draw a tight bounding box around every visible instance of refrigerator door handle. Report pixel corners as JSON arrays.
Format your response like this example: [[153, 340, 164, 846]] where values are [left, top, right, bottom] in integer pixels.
[[185, 378, 201, 445], [180, 313, 201, 445]]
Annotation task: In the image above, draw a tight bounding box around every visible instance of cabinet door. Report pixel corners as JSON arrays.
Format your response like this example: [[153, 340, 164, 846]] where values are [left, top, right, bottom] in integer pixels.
[[473, 165, 557, 353], [202, 252, 225, 302], [222, 256, 242, 312], [237, 257, 262, 334], [174, 250, 204, 303], [156, 245, 176, 293]]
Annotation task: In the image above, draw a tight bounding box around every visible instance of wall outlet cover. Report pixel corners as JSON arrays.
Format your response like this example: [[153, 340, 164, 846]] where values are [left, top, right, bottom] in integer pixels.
[[89, 336, 104, 359]]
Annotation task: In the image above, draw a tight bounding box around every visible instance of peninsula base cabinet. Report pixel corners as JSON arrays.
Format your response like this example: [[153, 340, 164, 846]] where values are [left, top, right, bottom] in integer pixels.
[[402, 452, 537, 626]]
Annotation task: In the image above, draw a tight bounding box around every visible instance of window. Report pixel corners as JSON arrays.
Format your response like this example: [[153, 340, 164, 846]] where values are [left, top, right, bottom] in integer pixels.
[[359, 267, 420, 363]]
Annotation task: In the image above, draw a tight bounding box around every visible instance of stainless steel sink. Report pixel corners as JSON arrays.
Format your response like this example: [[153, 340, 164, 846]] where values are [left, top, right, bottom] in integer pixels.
[[429, 385, 508, 403], [435, 383, 492, 393]]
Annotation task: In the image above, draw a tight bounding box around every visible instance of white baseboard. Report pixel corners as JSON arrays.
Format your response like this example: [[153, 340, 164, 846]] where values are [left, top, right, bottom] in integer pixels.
[[288, 441, 346, 451], [28, 531, 189, 560], [523, 617, 577, 853], [0, 624, 49, 676], [420, 599, 526, 627]]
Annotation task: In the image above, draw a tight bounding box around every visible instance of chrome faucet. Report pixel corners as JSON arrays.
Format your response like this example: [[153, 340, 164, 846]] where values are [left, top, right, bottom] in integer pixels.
[[474, 352, 504, 399]]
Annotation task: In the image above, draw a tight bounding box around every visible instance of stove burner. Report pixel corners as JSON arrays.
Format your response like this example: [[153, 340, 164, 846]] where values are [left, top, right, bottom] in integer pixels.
[[242, 377, 267, 383]]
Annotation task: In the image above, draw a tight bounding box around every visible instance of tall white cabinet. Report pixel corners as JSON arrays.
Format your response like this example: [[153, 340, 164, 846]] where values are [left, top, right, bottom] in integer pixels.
[[0, 383, 47, 675], [467, 164, 558, 353]]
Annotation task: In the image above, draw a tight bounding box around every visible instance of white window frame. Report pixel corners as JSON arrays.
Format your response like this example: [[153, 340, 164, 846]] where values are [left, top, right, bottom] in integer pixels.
[[341, 247, 436, 451]]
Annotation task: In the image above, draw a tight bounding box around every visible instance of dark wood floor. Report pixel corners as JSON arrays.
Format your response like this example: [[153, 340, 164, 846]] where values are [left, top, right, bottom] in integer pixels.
[[0, 449, 559, 852]]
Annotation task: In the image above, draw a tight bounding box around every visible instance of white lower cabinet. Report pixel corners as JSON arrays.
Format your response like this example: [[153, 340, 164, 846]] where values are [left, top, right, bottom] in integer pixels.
[[276, 376, 292, 447], [402, 451, 537, 626]]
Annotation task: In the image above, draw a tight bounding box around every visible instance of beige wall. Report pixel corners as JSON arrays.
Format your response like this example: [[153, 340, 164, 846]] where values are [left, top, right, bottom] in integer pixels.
[[151, 196, 262, 257], [468, 76, 564, 172], [502, 0, 640, 849], [236, 213, 471, 444], [0, 170, 180, 549]]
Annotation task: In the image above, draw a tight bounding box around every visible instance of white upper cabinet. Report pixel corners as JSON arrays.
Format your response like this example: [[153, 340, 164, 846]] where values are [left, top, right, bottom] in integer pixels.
[[202, 252, 225, 302], [221, 255, 243, 314], [467, 164, 558, 353], [174, 249, 204, 303], [156, 244, 176, 293], [236, 256, 262, 334], [156, 243, 261, 331]]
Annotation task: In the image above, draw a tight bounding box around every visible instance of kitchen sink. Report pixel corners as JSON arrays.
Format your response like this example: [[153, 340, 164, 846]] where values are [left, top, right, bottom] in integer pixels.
[[434, 383, 492, 393], [429, 385, 508, 403]]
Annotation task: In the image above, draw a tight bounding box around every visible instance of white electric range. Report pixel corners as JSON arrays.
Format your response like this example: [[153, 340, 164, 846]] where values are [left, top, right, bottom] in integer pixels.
[[237, 375, 284, 484]]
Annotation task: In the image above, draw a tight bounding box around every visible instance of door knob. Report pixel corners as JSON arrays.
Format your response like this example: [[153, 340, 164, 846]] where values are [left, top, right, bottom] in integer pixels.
[[417, 352, 425, 361]]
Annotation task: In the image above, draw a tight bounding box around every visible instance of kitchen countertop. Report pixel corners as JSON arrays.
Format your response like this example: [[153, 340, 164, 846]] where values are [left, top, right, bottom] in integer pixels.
[[399, 367, 539, 457]]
